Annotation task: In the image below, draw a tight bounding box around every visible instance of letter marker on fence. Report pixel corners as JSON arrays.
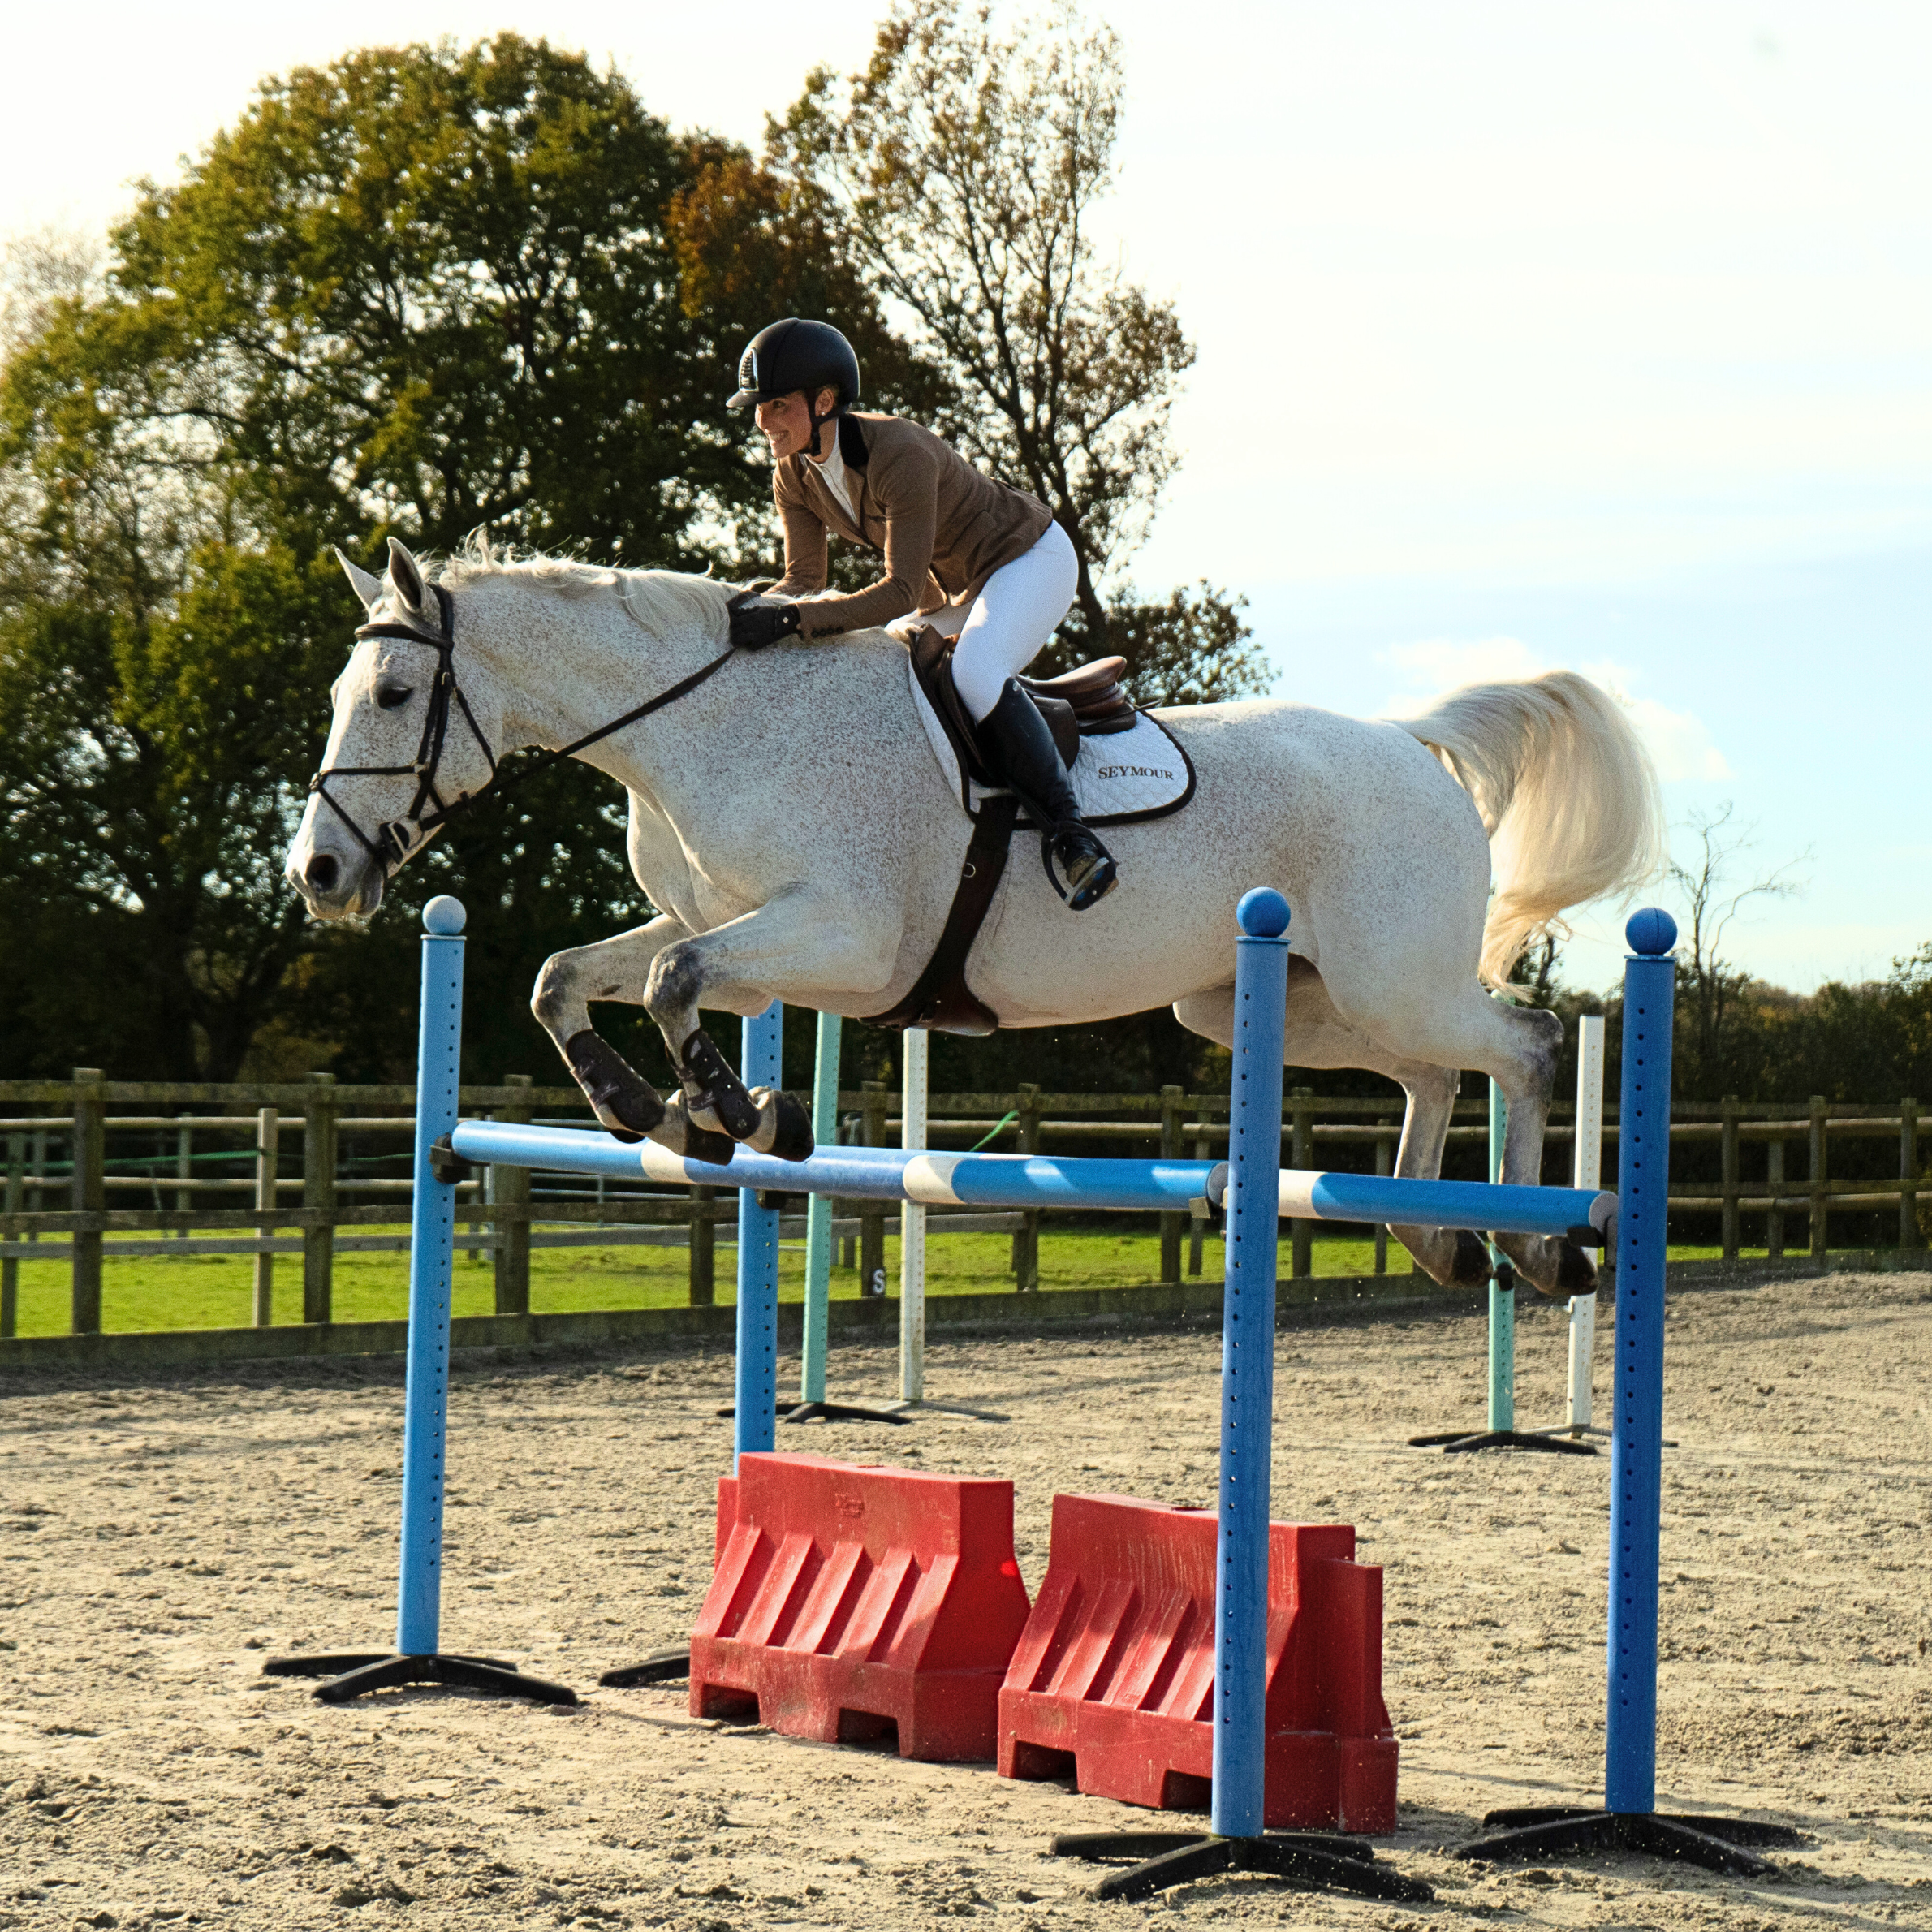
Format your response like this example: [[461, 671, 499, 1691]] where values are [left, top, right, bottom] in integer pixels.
[[262, 898, 575, 1708]]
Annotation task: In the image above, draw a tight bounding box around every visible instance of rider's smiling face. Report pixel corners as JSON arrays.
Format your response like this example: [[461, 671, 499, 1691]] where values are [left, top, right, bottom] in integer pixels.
[[756, 387, 839, 462]]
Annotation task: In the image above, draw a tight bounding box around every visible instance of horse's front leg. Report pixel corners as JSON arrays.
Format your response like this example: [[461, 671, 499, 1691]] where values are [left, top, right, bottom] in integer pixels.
[[530, 916, 737, 1159], [643, 892, 900, 1164]]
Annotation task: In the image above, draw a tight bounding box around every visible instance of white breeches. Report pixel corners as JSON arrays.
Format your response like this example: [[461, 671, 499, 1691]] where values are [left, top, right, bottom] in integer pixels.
[[945, 519, 1080, 721]]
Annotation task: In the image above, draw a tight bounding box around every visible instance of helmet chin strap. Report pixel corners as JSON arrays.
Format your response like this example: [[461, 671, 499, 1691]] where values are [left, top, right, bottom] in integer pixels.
[[804, 393, 840, 458]]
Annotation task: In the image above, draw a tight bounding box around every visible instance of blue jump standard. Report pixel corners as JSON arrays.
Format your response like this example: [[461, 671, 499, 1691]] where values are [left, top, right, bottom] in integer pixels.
[[1451, 911, 1801, 1876], [1036, 893, 1432, 1907], [261, 896, 576, 1708]]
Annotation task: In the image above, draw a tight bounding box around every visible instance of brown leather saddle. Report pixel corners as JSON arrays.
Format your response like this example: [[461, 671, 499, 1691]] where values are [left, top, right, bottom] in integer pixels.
[[907, 623, 1136, 788], [864, 627, 1138, 1037]]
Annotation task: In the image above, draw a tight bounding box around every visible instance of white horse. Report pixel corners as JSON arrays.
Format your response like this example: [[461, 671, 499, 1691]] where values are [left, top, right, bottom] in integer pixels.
[[287, 537, 1661, 1297]]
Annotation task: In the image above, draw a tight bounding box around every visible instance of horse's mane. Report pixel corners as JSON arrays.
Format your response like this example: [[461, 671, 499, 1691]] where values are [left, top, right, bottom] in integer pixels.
[[432, 532, 734, 636]]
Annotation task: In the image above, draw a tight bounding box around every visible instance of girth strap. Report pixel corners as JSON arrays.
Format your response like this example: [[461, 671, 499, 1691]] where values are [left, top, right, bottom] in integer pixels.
[[864, 795, 1020, 1036]]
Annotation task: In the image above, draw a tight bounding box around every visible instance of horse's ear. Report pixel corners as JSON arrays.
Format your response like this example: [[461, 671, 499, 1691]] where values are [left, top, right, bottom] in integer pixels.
[[386, 537, 433, 625], [334, 546, 383, 610]]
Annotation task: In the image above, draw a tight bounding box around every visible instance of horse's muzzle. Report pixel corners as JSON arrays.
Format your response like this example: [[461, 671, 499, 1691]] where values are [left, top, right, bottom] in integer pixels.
[[287, 848, 384, 921]]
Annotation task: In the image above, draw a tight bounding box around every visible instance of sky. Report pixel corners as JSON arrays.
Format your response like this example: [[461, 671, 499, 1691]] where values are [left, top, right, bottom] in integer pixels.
[[5, 1, 1926, 994]]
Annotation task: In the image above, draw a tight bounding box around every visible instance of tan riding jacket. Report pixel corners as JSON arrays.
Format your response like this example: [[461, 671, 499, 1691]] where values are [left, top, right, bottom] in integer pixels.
[[770, 412, 1054, 637]]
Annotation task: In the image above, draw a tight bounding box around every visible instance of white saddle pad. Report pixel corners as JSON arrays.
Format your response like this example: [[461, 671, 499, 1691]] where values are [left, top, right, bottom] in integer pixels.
[[907, 655, 1195, 826]]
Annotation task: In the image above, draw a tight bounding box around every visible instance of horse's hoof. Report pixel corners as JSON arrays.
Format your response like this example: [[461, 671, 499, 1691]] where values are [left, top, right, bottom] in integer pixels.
[[1549, 1239, 1599, 1298], [653, 1094, 737, 1167], [1448, 1230, 1492, 1287], [747, 1089, 815, 1162], [677, 1029, 762, 1141], [563, 1029, 666, 1141]]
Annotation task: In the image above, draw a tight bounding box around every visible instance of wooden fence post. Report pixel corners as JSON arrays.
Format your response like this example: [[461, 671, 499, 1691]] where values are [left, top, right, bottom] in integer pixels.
[[1719, 1094, 1740, 1261], [1158, 1085, 1184, 1287], [1374, 1125, 1392, 1274], [253, 1107, 278, 1327], [494, 1075, 533, 1316], [1013, 1083, 1041, 1294], [2, 1131, 21, 1338], [1808, 1094, 1827, 1261], [1766, 1136, 1785, 1260], [175, 1120, 192, 1240], [303, 1072, 337, 1324], [1289, 1086, 1313, 1279], [860, 1080, 888, 1299], [688, 1185, 716, 1305], [1900, 1098, 1920, 1251], [1188, 1127, 1209, 1277], [71, 1067, 105, 1335]]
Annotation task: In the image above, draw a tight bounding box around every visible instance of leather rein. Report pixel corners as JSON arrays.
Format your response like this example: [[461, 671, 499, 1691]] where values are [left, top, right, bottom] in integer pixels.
[[307, 583, 740, 875]]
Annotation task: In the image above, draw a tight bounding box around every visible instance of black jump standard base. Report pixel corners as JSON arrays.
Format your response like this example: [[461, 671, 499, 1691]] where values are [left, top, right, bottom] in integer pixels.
[[1408, 1426, 1597, 1456], [597, 1645, 693, 1689], [1053, 1831, 1433, 1904], [263, 1650, 577, 1706], [1456, 1806, 1804, 1878]]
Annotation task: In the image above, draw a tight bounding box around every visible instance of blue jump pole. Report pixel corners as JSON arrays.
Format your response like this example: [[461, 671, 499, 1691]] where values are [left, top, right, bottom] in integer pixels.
[[1606, 908, 1678, 1813], [734, 1001, 783, 1464], [1211, 886, 1292, 1839], [1455, 913, 1792, 1874], [260, 895, 574, 1706], [395, 895, 467, 1657]]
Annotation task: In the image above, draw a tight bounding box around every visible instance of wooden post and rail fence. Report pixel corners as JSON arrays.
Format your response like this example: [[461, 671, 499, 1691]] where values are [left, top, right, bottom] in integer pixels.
[[0, 1072, 1923, 1342]]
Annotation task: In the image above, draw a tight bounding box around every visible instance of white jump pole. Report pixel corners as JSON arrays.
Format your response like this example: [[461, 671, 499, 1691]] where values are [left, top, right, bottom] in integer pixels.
[[1566, 1014, 1606, 1434], [899, 1026, 929, 1404], [877, 1026, 1005, 1422]]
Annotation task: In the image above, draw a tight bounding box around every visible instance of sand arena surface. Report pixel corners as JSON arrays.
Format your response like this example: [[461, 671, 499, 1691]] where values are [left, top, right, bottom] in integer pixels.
[[2, 1268, 1928, 1930]]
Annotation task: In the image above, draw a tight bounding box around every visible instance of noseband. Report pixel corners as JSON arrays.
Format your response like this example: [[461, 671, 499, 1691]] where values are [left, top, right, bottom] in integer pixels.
[[307, 581, 742, 879], [308, 585, 497, 873]]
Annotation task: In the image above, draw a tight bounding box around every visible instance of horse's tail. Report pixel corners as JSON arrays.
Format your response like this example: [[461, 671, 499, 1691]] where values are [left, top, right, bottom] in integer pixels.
[[1397, 671, 1663, 993]]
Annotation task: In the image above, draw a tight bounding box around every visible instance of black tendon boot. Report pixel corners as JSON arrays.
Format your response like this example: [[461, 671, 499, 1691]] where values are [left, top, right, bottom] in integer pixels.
[[978, 679, 1119, 910]]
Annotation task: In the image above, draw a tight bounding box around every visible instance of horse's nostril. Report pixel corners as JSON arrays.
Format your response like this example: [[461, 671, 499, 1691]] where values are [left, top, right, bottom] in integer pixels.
[[305, 852, 340, 893]]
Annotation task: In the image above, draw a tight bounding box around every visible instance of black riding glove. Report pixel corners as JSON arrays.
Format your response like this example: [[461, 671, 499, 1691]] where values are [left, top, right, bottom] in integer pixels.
[[727, 591, 804, 651]]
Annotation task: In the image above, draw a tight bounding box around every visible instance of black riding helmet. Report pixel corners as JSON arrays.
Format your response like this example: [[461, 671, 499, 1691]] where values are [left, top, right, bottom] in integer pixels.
[[728, 318, 862, 431]]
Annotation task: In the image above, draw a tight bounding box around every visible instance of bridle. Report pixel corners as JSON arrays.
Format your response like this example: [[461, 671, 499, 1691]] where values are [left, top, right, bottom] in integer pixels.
[[307, 580, 740, 878]]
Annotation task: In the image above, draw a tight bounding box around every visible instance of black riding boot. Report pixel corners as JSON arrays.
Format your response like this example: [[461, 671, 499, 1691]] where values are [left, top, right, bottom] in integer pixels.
[[977, 679, 1119, 910]]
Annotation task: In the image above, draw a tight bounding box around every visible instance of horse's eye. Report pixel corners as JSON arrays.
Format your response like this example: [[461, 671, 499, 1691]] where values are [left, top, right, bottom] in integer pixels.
[[376, 684, 413, 710]]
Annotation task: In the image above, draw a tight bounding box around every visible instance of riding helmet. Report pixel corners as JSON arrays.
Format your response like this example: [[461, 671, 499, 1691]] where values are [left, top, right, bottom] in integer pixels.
[[728, 318, 862, 412]]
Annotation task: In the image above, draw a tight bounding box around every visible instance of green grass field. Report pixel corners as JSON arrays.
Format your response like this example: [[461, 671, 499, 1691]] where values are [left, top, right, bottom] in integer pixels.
[[1, 1227, 1752, 1338]]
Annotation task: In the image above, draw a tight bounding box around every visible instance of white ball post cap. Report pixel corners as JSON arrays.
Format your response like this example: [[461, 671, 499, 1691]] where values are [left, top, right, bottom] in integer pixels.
[[422, 895, 467, 935]]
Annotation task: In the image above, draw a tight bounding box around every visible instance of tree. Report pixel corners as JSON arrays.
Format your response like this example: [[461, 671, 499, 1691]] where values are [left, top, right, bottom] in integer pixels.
[[1665, 803, 1807, 1093], [0, 37, 783, 1079], [110, 34, 759, 566], [770, 0, 1264, 692]]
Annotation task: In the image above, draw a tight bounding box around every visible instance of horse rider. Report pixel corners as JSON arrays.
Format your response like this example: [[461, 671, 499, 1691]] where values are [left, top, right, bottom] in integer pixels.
[[724, 317, 1119, 911]]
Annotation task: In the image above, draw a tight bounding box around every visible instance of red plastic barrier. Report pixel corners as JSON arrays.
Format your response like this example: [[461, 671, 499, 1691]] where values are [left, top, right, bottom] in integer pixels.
[[998, 1493, 1398, 1831], [688, 1453, 1032, 1761]]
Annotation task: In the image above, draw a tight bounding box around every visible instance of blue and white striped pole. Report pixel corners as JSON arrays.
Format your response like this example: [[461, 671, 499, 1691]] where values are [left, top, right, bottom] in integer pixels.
[[1211, 887, 1291, 1839], [1606, 908, 1678, 1813], [734, 1002, 783, 1464], [800, 1011, 842, 1407], [397, 895, 466, 1657]]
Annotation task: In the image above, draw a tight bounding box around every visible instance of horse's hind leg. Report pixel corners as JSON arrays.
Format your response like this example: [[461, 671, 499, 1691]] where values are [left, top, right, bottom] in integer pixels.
[[1481, 1002, 1599, 1299], [1174, 965, 1489, 1290]]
